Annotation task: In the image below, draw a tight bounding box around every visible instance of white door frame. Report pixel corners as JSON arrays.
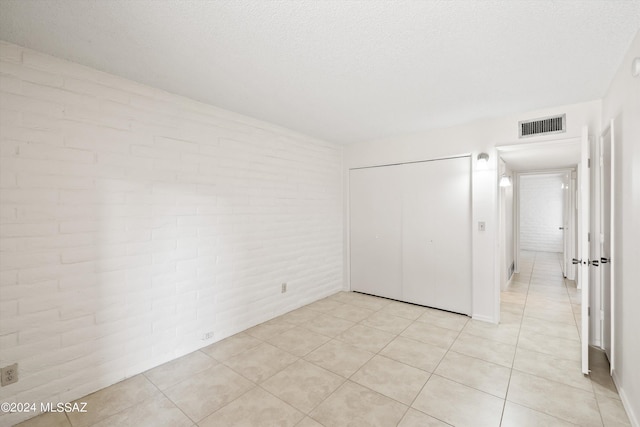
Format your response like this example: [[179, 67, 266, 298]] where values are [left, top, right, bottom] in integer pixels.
[[511, 168, 575, 276], [579, 125, 591, 375], [600, 120, 616, 374], [561, 169, 576, 282], [495, 138, 580, 278], [348, 155, 472, 315], [495, 130, 592, 376], [498, 158, 514, 291], [568, 170, 578, 281]]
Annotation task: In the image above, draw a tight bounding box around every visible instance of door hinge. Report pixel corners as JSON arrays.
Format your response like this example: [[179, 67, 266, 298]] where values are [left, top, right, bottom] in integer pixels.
[[588, 232, 590, 242], [588, 158, 591, 168], [588, 307, 591, 316]]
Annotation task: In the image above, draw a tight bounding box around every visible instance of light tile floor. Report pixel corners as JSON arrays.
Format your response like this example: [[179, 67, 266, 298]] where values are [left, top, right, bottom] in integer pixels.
[[15, 251, 631, 426]]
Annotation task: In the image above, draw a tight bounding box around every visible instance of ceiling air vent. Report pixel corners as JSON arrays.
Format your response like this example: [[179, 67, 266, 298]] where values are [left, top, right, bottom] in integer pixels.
[[519, 114, 566, 138]]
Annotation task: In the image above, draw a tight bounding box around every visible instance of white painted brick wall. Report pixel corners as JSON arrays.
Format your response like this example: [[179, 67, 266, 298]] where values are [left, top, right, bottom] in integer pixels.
[[520, 174, 564, 253], [0, 41, 343, 425]]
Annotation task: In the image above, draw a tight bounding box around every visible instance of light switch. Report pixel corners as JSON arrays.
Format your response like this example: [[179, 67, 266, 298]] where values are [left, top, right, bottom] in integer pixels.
[[478, 221, 486, 231]]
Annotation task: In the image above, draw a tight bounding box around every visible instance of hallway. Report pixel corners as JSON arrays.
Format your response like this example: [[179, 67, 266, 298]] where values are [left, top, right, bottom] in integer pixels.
[[15, 252, 631, 427], [500, 250, 629, 426]]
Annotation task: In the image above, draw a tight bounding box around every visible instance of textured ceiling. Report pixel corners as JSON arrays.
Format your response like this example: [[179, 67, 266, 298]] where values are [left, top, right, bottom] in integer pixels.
[[1, 0, 639, 144]]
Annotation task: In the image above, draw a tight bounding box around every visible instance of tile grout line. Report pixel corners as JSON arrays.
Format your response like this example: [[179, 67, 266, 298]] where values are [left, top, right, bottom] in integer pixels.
[[74, 373, 189, 427], [560, 253, 608, 427], [190, 336, 273, 425], [299, 294, 457, 426], [340, 292, 530, 424], [151, 374, 203, 426], [147, 348, 239, 426], [198, 340, 301, 425], [240, 293, 385, 426], [499, 251, 535, 426], [395, 303, 472, 426], [203, 316, 349, 426], [502, 252, 603, 426], [24, 280, 610, 427], [307, 298, 416, 426]]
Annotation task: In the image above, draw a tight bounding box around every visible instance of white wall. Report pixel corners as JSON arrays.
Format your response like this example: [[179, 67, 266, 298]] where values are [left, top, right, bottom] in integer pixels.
[[498, 159, 514, 290], [519, 174, 564, 253], [601, 30, 640, 427], [504, 166, 514, 278], [345, 99, 601, 323], [0, 41, 343, 425]]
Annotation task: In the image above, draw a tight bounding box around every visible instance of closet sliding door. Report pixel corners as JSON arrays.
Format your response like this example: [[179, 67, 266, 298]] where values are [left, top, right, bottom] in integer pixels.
[[349, 156, 471, 315], [349, 165, 403, 300], [402, 157, 471, 314]]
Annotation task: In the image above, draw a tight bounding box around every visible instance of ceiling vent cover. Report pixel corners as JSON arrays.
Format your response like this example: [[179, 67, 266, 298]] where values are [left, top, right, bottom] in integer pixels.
[[519, 114, 566, 138]]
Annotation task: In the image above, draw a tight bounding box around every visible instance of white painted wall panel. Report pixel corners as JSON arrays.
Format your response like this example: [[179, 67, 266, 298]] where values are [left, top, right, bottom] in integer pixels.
[[520, 174, 564, 253], [0, 41, 343, 426], [601, 29, 640, 427]]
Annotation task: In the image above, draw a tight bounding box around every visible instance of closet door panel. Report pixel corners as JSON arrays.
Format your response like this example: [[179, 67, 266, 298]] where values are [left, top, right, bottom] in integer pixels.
[[402, 157, 471, 314], [428, 157, 471, 314], [349, 167, 403, 300], [401, 162, 439, 307]]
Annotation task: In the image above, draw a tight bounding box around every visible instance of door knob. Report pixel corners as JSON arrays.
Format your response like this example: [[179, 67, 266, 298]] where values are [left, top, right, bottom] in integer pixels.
[[559, 226, 565, 230], [601, 257, 610, 264], [572, 258, 582, 265], [589, 259, 600, 267]]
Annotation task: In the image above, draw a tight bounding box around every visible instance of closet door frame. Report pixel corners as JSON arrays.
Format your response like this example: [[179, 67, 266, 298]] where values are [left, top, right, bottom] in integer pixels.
[[348, 155, 472, 315]]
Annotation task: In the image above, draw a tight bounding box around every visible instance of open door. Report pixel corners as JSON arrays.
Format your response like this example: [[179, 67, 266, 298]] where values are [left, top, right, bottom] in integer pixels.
[[600, 120, 615, 374], [577, 126, 591, 375], [561, 171, 570, 278]]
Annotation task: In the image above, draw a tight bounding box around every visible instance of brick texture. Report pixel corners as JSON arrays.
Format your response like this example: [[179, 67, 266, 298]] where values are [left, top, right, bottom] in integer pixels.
[[519, 174, 564, 253], [0, 41, 343, 425]]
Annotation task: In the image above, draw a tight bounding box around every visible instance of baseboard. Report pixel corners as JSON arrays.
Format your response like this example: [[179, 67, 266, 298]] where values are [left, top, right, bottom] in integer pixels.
[[612, 370, 639, 427], [504, 275, 513, 291], [502, 266, 515, 291], [472, 314, 498, 324]]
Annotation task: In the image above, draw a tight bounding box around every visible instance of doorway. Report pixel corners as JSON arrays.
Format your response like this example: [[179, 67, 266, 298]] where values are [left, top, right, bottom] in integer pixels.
[[496, 138, 581, 286], [517, 171, 574, 280], [496, 132, 594, 375]]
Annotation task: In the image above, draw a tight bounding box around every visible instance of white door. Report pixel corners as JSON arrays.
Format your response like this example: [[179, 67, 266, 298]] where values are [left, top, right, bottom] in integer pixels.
[[567, 172, 577, 282], [402, 162, 438, 309], [600, 120, 615, 373], [561, 172, 571, 278], [349, 157, 472, 314], [349, 166, 403, 300], [402, 157, 471, 314], [578, 126, 591, 375]]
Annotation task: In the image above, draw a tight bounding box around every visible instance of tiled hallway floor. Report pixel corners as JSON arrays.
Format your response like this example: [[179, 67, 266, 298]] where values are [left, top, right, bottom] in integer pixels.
[[16, 251, 631, 426]]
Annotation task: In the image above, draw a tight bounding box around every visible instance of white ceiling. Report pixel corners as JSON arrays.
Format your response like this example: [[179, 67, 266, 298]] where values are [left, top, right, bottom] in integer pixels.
[[498, 140, 581, 171], [1, 1, 638, 144]]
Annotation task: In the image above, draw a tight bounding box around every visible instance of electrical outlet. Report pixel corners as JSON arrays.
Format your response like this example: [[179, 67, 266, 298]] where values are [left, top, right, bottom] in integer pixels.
[[202, 331, 215, 341], [281, 283, 287, 293], [1, 363, 18, 386]]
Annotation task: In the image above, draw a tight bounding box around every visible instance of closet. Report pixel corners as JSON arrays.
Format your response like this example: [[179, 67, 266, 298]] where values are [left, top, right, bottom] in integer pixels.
[[349, 156, 471, 315]]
